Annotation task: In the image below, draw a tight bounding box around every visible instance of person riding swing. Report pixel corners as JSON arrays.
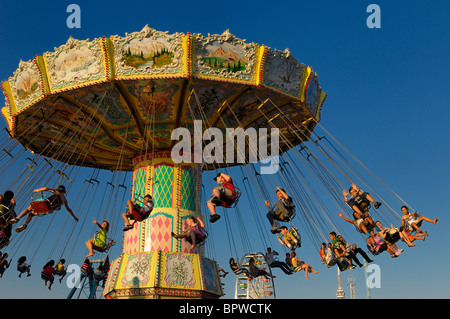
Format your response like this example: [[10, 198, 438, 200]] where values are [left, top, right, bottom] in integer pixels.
[[10, 185, 78, 233], [265, 187, 296, 234], [276, 226, 301, 251], [85, 219, 112, 259], [171, 216, 207, 253], [343, 184, 381, 218], [206, 172, 240, 223], [122, 194, 154, 231]]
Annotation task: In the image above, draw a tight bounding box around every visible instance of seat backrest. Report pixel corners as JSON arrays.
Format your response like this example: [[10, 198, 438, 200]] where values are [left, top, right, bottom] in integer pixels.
[[31, 200, 54, 215], [221, 186, 241, 208], [132, 207, 150, 222]]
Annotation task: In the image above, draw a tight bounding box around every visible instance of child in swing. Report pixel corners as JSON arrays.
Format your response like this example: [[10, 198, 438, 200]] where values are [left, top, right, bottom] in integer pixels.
[[276, 226, 300, 250], [55, 259, 67, 283], [171, 216, 206, 253], [41, 260, 56, 290], [122, 194, 154, 231], [17, 256, 31, 278], [85, 219, 110, 259]]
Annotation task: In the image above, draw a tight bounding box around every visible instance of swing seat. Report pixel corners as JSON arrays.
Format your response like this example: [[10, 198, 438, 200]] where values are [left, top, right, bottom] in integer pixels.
[[130, 207, 151, 222], [30, 192, 61, 216], [357, 200, 371, 213], [0, 204, 15, 224], [81, 263, 92, 277], [337, 257, 351, 271], [93, 270, 107, 281], [55, 269, 65, 276], [218, 187, 242, 208], [17, 262, 30, 273], [185, 227, 208, 247], [93, 231, 116, 253], [0, 232, 10, 250], [405, 213, 423, 233], [94, 239, 116, 253], [274, 208, 296, 223], [367, 244, 379, 256], [286, 227, 302, 249], [40, 272, 54, 281]]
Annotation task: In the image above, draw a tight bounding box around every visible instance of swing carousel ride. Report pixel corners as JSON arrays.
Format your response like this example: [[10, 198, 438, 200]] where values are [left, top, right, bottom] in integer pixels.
[[0, 26, 432, 299]]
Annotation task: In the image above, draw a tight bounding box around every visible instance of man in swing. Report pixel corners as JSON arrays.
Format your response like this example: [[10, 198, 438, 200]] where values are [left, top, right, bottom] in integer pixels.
[[265, 187, 296, 234], [206, 172, 237, 223], [122, 194, 154, 231], [343, 183, 381, 218], [10, 185, 78, 233]]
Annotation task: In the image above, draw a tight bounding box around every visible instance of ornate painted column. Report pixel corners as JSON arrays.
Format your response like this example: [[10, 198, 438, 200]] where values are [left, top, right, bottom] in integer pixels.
[[103, 151, 223, 299]]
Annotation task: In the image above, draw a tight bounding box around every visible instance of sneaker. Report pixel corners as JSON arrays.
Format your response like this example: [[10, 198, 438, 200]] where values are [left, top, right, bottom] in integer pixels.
[[123, 225, 133, 232], [374, 202, 382, 209], [210, 214, 221, 223], [8, 218, 18, 224], [15, 224, 27, 233]]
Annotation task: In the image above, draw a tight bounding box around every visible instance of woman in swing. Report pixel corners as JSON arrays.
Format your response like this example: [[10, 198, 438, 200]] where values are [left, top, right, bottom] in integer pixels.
[[400, 206, 438, 234], [289, 251, 319, 280], [85, 219, 110, 259], [171, 216, 206, 253]]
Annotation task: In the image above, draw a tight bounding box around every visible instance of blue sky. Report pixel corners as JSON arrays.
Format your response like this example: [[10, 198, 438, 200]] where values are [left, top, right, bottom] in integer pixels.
[[0, 0, 449, 299]]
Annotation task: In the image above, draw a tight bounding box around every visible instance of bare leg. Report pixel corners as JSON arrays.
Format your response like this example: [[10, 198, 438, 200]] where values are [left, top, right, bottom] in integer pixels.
[[127, 200, 134, 215], [122, 212, 131, 227], [365, 194, 376, 203], [23, 213, 34, 226], [303, 265, 311, 279], [417, 216, 438, 225], [206, 202, 216, 215], [359, 222, 369, 234], [17, 206, 33, 219], [207, 188, 221, 215], [400, 231, 415, 247], [85, 239, 95, 258]]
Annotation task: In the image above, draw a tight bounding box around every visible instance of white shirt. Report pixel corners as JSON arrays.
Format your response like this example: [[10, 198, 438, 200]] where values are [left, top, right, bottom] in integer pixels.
[[324, 248, 335, 264], [265, 251, 277, 264]]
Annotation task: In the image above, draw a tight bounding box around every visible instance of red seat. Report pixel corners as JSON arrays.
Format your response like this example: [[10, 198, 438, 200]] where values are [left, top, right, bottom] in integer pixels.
[[31, 200, 54, 215], [30, 193, 61, 216], [131, 208, 150, 222]]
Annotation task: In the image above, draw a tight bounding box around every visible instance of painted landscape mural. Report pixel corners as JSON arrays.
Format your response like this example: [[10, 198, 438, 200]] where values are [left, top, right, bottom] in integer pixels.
[[203, 42, 248, 73], [122, 38, 174, 70]]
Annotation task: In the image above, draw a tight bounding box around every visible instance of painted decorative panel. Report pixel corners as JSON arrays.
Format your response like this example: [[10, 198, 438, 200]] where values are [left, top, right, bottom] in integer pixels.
[[110, 25, 185, 79]]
